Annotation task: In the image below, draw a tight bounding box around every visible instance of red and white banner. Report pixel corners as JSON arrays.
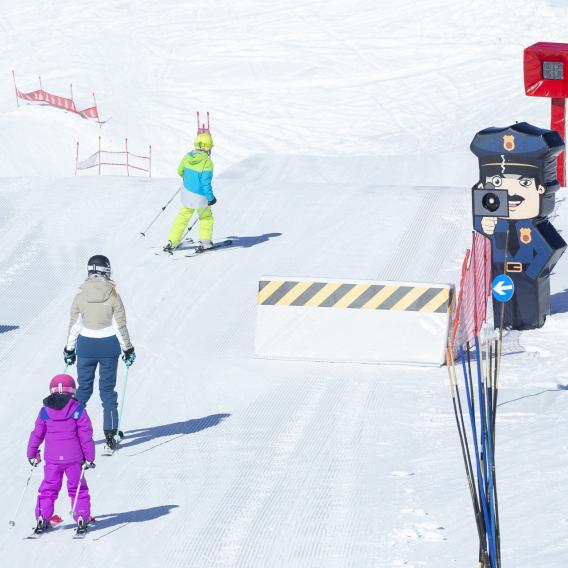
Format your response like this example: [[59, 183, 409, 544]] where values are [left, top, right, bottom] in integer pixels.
[[450, 231, 492, 349], [13, 72, 99, 120]]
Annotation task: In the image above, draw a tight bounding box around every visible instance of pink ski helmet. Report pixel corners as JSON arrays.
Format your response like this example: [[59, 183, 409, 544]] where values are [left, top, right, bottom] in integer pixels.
[[49, 374, 76, 394]]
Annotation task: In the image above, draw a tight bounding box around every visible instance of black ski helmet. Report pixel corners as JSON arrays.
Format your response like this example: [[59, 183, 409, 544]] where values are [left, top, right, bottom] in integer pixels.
[[87, 255, 111, 278]]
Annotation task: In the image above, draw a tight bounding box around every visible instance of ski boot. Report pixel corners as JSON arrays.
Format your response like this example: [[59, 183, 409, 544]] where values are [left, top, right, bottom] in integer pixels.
[[197, 239, 213, 252], [162, 241, 175, 255], [75, 515, 88, 536], [33, 516, 49, 534], [103, 429, 124, 451]]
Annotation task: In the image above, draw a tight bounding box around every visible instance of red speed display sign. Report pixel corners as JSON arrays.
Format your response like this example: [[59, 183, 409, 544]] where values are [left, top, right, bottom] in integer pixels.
[[524, 42, 568, 186]]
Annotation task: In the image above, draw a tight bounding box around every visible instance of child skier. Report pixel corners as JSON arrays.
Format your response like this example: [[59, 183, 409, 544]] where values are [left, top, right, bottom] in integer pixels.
[[163, 128, 217, 253], [63, 255, 136, 451], [27, 374, 95, 534]]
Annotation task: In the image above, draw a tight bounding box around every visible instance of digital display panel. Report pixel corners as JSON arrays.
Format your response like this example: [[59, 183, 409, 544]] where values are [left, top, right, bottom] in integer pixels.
[[543, 61, 564, 80]]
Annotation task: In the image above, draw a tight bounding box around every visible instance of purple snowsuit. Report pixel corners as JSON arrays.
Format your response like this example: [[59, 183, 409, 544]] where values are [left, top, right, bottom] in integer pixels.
[[27, 393, 95, 521]]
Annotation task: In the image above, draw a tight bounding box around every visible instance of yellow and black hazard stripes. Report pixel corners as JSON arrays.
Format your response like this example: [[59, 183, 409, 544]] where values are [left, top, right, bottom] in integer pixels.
[[258, 280, 451, 313]]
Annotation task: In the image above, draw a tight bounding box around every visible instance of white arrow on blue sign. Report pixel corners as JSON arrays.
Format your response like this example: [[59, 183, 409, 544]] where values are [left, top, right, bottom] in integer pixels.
[[492, 274, 515, 302]]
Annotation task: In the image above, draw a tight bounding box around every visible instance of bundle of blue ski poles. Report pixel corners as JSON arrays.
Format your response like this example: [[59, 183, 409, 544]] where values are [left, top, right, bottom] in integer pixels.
[[447, 328, 502, 568]]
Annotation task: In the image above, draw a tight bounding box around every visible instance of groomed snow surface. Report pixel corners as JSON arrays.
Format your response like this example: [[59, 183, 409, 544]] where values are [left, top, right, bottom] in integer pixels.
[[2, 1, 568, 567]]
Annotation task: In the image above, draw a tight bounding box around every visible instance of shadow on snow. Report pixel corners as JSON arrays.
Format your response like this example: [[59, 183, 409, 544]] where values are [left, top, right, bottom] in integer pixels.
[[225, 232, 282, 248], [0, 325, 19, 334], [551, 289, 568, 315], [94, 413, 232, 455], [84, 505, 179, 539]]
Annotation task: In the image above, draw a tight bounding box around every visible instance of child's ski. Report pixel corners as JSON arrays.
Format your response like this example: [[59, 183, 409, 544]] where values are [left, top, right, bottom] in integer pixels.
[[25, 515, 63, 539]]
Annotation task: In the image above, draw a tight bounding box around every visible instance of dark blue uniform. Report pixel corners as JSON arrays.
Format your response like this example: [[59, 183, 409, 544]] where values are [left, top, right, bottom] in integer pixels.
[[475, 217, 566, 329]]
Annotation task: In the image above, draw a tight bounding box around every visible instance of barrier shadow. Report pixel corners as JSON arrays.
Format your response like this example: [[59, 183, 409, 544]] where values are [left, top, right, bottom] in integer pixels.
[[0, 325, 19, 334], [551, 289, 568, 315]]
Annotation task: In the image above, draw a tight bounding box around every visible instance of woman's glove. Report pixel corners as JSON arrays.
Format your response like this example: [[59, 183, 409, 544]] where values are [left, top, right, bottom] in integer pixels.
[[122, 347, 136, 367], [63, 347, 76, 365]]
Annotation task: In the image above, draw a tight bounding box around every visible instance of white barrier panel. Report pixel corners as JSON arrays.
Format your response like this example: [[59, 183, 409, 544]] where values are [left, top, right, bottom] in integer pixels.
[[255, 277, 454, 366]]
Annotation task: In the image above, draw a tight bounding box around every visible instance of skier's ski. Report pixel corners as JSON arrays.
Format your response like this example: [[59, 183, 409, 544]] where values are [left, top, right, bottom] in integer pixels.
[[101, 443, 115, 456], [25, 515, 63, 539], [185, 240, 233, 257]]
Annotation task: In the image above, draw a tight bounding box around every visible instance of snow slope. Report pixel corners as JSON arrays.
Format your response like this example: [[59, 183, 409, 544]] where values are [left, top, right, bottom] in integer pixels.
[[1, 0, 568, 178], [1, 1, 568, 567], [1, 168, 567, 567]]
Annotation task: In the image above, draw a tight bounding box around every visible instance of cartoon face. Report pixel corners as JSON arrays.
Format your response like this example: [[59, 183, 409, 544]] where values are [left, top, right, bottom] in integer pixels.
[[482, 173, 544, 219]]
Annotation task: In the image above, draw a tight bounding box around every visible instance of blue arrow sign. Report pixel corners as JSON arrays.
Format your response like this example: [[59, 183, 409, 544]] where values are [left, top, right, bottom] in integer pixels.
[[492, 274, 515, 302]]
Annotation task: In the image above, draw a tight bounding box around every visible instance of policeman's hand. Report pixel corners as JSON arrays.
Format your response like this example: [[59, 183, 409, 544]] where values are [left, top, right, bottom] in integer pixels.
[[208, 197, 217, 206], [122, 347, 136, 367], [481, 216, 498, 236], [63, 347, 76, 365]]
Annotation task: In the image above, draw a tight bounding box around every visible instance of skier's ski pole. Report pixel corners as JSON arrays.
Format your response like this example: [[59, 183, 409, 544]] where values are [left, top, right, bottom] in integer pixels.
[[9, 462, 37, 527], [114, 366, 130, 443], [140, 186, 182, 236], [70, 464, 87, 518]]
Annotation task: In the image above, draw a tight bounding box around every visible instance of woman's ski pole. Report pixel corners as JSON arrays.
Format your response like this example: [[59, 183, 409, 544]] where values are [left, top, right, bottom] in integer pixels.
[[140, 186, 182, 236], [9, 462, 37, 527], [114, 366, 130, 443]]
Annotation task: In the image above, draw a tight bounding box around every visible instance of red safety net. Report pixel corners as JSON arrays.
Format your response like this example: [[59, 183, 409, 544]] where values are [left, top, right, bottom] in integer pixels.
[[450, 231, 492, 349], [16, 87, 99, 119], [76, 139, 151, 177]]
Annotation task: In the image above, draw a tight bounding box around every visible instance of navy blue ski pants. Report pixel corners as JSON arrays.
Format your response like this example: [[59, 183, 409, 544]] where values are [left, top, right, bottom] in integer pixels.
[[76, 356, 119, 431]]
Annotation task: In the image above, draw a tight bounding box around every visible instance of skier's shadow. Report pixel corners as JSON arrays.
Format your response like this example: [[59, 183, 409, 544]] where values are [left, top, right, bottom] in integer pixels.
[[114, 413, 231, 455], [225, 232, 282, 248], [551, 289, 568, 314], [87, 505, 179, 538], [0, 324, 18, 334]]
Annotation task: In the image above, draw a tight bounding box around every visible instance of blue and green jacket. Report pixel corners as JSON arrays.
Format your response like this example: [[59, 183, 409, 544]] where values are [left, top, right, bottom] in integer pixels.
[[177, 150, 215, 202]]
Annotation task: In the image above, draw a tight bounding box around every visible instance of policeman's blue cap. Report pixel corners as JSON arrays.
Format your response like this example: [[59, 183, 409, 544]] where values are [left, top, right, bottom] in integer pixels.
[[470, 122, 564, 192]]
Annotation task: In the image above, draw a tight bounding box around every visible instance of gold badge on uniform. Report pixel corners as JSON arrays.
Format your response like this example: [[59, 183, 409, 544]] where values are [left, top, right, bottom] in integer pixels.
[[520, 227, 532, 244], [503, 135, 515, 152]]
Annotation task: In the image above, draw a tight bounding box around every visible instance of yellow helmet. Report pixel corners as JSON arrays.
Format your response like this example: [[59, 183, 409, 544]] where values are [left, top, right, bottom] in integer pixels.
[[194, 132, 213, 152]]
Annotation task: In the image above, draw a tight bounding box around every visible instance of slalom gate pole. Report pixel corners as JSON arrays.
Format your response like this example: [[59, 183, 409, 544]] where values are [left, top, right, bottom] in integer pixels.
[[140, 186, 182, 236], [114, 366, 130, 443], [482, 337, 497, 567], [70, 465, 87, 517], [460, 346, 494, 565], [474, 336, 497, 567], [492, 337, 502, 567], [446, 346, 487, 554], [8, 463, 36, 527]]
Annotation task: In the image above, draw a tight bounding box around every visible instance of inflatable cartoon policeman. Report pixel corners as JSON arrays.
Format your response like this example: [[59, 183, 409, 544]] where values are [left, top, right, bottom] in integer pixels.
[[471, 122, 566, 330]]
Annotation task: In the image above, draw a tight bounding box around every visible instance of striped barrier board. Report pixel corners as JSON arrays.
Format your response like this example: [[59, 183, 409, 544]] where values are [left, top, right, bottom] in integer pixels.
[[255, 277, 454, 366]]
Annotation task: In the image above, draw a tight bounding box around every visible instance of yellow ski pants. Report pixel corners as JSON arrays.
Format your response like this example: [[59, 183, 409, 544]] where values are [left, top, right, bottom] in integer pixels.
[[167, 206, 214, 246]]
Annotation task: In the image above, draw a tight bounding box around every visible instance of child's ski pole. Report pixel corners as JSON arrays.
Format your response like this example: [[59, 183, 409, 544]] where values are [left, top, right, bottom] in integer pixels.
[[70, 464, 87, 517], [140, 186, 182, 236], [114, 366, 130, 443], [9, 461, 37, 527]]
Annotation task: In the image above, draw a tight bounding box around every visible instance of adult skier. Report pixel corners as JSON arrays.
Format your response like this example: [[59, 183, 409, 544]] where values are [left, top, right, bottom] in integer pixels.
[[27, 374, 95, 535], [163, 129, 217, 253], [63, 255, 136, 450]]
